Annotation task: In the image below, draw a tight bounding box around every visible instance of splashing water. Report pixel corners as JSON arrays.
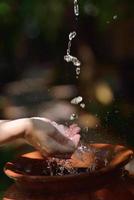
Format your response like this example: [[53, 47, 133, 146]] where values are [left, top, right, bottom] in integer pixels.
[[77, 144, 90, 152]]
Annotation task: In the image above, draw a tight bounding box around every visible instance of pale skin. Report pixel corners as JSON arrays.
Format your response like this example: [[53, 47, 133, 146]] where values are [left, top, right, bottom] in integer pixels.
[[0, 117, 81, 157]]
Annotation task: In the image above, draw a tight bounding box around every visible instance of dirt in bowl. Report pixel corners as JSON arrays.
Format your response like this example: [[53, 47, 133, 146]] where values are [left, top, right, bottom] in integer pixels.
[[5, 144, 114, 177]]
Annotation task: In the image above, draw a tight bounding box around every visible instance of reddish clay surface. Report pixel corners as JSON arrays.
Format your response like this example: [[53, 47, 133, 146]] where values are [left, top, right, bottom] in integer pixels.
[[3, 180, 134, 200], [3, 143, 134, 199]]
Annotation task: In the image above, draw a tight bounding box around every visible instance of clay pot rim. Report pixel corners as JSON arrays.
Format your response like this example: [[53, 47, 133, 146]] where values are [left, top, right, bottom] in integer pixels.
[[4, 167, 106, 182], [4, 143, 134, 182]]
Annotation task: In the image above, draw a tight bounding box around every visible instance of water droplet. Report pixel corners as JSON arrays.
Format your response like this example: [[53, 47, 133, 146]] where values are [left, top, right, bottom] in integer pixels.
[[113, 15, 117, 20], [78, 144, 89, 152], [69, 31, 76, 40], [64, 54, 72, 62], [80, 103, 85, 108], [71, 96, 83, 104], [70, 113, 78, 120], [71, 56, 81, 66], [72, 56, 81, 66], [25, 166, 31, 173], [64, 54, 81, 66], [74, 0, 79, 16], [76, 67, 80, 75], [106, 20, 110, 24]]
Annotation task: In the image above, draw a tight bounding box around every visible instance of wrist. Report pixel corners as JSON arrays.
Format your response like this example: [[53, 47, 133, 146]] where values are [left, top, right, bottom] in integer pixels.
[[23, 118, 33, 139]]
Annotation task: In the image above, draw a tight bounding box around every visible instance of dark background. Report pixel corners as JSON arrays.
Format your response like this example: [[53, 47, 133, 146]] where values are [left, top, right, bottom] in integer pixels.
[[0, 0, 133, 194]]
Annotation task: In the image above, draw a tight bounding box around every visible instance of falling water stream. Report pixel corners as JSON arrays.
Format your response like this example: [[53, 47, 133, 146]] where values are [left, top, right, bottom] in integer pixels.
[[64, 31, 81, 67], [64, 0, 85, 121], [64, 1, 104, 169], [64, 0, 81, 72]]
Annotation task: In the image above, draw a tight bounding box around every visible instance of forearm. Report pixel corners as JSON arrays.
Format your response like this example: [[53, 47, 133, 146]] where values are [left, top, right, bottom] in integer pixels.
[[0, 118, 31, 145]]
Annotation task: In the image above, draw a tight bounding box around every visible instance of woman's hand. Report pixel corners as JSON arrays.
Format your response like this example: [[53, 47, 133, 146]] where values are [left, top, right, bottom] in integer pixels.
[[25, 117, 81, 157]]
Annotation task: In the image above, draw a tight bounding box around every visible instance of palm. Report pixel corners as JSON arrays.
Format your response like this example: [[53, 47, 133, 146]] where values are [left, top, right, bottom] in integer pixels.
[[25, 117, 80, 157]]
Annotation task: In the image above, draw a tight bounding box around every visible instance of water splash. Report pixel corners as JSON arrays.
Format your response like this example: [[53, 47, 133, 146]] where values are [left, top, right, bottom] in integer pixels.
[[77, 144, 90, 152], [24, 165, 31, 173]]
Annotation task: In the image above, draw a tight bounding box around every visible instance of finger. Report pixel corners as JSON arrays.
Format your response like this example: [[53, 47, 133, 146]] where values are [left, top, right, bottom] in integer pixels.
[[31, 117, 51, 123], [71, 126, 81, 135], [49, 129, 74, 146], [69, 124, 78, 129], [70, 134, 80, 147], [66, 125, 81, 137]]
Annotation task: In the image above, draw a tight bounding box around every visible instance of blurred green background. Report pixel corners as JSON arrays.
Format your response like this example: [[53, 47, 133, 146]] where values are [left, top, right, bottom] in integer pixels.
[[0, 0, 133, 196]]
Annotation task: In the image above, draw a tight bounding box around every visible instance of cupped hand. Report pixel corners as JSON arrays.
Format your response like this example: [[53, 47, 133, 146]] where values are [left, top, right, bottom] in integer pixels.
[[25, 117, 81, 157]]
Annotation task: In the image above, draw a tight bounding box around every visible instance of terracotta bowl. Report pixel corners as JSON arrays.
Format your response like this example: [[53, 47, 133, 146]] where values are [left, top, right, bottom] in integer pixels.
[[4, 143, 133, 194]]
